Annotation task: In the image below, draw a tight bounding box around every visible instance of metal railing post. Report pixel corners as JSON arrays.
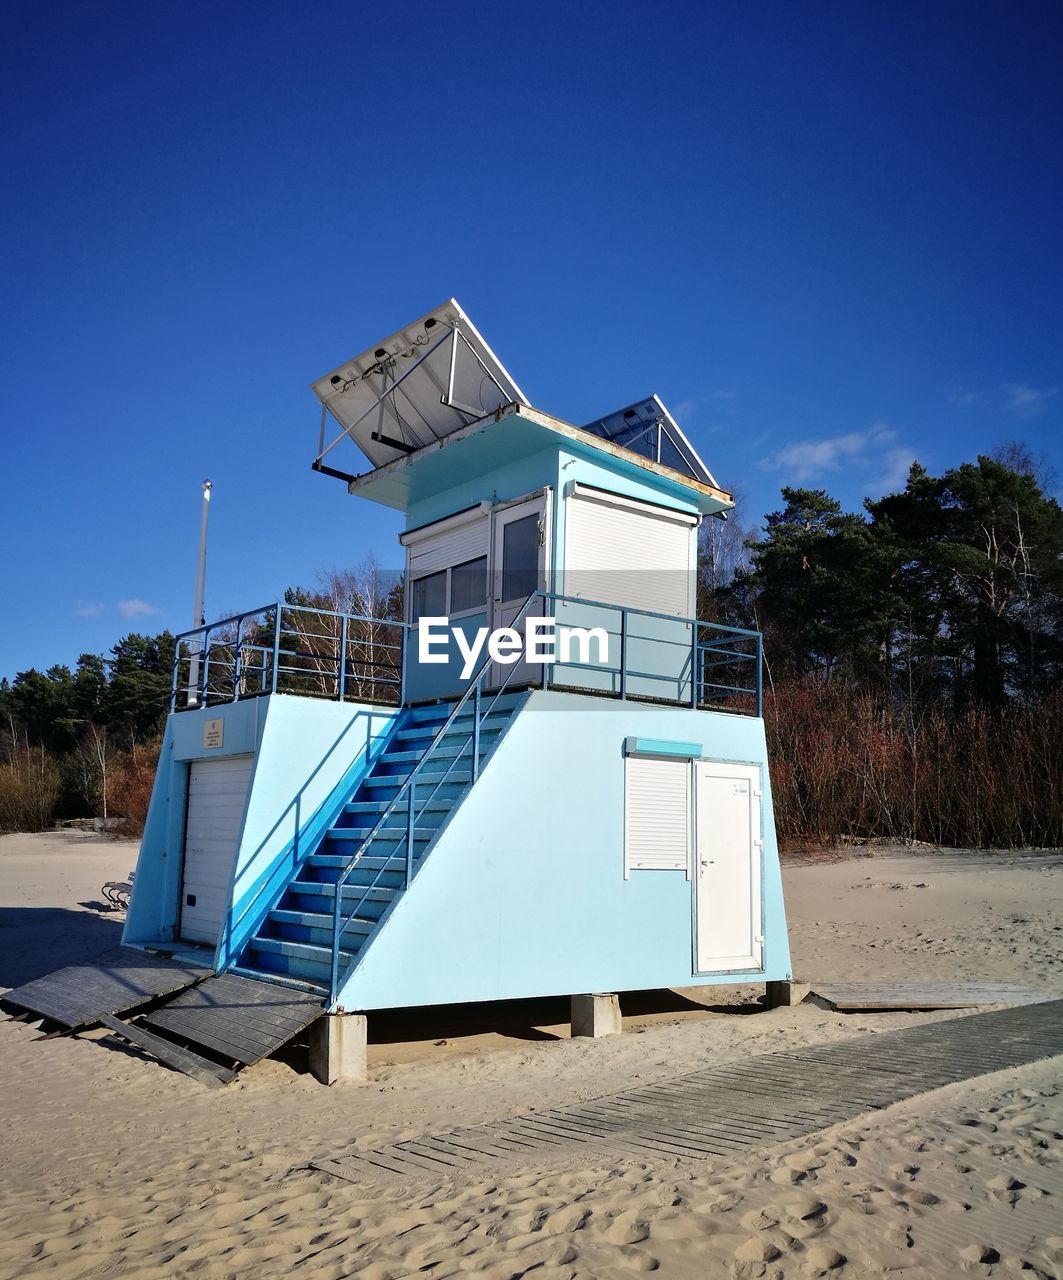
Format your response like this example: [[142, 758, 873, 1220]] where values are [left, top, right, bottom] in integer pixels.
[[200, 632, 211, 705], [338, 615, 348, 702], [756, 634, 764, 717], [472, 682, 481, 780], [619, 608, 627, 700], [170, 647, 181, 712], [399, 623, 408, 706], [271, 605, 282, 694], [330, 884, 342, 1006], [232, 618, 243, 701], [690, 623, 698, 708], [406, 780, 416, 886]]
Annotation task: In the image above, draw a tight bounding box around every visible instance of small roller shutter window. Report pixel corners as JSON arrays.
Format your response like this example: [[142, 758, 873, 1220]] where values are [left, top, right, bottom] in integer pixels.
[[624, 755, 690, 874], [565, 485, 697, 617], [405, 511, 489, 576]]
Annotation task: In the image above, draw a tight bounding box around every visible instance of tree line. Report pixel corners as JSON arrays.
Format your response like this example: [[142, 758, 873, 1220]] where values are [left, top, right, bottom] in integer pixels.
[[701, 446, 1063, 847], [2, 447, 1061, 845]]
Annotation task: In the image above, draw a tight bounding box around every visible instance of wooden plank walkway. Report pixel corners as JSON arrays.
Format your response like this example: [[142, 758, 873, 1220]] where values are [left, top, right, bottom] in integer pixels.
[[140, 972, 323, 1067], [98, 1014, 236, 1088], [313, 999, 1063, 1187], [810, 981, 1050, 1010], [0, 947, 211, 1030]]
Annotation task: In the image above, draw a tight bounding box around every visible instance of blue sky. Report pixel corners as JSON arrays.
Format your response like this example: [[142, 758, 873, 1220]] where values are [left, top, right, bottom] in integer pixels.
[[1, 0, 1060, 678]]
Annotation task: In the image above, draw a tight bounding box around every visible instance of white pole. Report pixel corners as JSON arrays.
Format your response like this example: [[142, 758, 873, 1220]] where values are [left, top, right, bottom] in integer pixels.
[[187, 480, 212, 706]]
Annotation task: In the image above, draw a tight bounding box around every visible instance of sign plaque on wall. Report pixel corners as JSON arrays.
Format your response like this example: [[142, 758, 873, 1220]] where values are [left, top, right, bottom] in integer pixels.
[[202, 718, 224, 749]]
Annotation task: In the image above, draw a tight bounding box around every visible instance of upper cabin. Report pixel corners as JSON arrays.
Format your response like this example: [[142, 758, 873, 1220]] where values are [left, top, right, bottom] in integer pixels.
[[307, 299, 754, 712]]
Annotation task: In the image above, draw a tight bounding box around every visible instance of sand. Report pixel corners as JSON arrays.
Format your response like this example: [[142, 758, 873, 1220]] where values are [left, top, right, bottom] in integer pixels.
[[0, 831, 1060, 1278]]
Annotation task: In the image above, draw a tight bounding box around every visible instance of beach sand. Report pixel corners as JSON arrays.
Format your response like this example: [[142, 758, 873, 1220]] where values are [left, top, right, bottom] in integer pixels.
[[1, 830, 1060, 1278]]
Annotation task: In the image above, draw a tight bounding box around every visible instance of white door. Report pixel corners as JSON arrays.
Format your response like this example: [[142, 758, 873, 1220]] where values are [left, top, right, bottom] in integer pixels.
[[489, 495, 548, 687], [694, 761, 763, 971], [180, 755, 253, 946]]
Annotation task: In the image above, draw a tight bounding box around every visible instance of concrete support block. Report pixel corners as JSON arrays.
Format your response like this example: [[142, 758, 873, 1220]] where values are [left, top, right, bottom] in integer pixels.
[[309, 1012, 368, 1084], [571, 993, 622, 1038], [765, 979, 811, 1008]]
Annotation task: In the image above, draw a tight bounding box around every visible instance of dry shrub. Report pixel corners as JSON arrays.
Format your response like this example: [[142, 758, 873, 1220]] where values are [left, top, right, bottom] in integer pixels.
[[765, 680, 1063, 849], [107, 738, 162, 837], [0, 744, 61, 832]]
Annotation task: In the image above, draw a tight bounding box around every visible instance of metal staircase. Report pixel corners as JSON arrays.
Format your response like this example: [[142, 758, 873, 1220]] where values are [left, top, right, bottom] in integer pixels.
[[231, 689, 527, 994]]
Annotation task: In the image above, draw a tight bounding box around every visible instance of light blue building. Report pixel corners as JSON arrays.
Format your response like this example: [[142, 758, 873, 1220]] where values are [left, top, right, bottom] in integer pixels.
[[124, 300, 792, 1080]]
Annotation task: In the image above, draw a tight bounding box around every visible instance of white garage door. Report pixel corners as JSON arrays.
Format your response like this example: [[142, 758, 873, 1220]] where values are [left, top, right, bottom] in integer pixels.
[[180, 755, 253, 946]]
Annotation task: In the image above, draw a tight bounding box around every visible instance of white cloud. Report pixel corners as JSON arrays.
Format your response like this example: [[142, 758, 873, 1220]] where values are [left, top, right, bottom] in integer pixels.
[[867, 447, 917, 496], [1001, 382, 1057, 418], [73, 601, 105, 618], [948, 387, 979, 407], [760, 424, 915, 496], [670, 399, 696, 425], [760, 424, 897, 482], [117, 598, 161, 619]]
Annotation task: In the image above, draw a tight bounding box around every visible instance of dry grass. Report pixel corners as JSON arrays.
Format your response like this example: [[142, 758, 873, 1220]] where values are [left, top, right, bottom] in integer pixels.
[[765, 679, 1063, 848]]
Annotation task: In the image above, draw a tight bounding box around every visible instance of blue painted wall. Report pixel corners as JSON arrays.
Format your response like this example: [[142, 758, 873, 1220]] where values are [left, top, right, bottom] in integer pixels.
[[123, 695, 397, 966], [336, 691, 791, 1011]]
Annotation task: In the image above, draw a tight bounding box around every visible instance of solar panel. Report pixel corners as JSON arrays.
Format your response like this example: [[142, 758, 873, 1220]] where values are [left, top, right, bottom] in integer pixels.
[[579, 394, 719, 486], [311, 299, 526, 471]]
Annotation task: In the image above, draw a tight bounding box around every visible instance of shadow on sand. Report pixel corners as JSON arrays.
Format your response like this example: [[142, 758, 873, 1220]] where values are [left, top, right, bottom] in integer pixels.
[[0, 907, 124, 989]]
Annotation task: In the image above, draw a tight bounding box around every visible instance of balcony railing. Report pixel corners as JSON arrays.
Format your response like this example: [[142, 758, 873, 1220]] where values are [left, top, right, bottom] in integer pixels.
[[171, 602, 407, 711], [171, 594, 763, 717]]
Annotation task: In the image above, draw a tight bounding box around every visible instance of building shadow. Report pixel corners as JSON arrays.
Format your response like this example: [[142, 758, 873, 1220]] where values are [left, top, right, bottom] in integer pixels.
[[0, 907, 124, 989]]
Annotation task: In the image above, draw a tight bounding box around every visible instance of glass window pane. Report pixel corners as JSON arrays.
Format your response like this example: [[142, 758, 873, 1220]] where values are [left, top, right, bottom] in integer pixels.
[[411, 570, 447, 623], [501, 513, 540, 602], [450, 556, 487, 613]]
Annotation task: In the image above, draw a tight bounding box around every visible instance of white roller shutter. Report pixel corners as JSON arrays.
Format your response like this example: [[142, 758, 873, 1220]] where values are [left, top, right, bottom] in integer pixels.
[[180, 755, 253, 945], [565, 485, 696, 616], [402, 508, 489, 577], [624, 755, 690, 874]]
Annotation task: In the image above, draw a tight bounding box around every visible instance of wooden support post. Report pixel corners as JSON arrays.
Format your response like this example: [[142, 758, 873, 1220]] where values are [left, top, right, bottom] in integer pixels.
[[571, 993, 622, 1038], [765, 979, 811, 1008], [309, 1012, 368, 1084]]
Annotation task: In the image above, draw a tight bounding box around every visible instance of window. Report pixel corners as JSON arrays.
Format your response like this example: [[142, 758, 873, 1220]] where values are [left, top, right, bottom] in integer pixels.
[[411, 570, 447, 624], [450, 556, 488, 614], [624, 755, 690, 874], [501, 513, 540, 602]]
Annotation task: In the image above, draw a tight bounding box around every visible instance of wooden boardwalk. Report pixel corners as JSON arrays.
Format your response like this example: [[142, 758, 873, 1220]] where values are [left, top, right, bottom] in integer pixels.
[[313, 999, 1063, 1187], [810, 980, 1050, 1011], [1, 946, 210, 1029]]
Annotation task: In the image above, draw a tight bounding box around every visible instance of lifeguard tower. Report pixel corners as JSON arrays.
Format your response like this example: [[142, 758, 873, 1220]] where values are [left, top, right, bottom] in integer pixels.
[[108, 300, 792, 1082]]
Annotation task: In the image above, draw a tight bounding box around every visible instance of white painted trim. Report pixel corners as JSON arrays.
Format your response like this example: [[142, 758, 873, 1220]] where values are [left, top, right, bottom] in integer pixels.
[[399, 501, 492, 546], [569, 481, 699, 525]]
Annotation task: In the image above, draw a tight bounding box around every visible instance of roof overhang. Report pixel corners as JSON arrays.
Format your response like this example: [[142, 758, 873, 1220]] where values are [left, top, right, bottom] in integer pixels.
[[341, 403, 734, 517]]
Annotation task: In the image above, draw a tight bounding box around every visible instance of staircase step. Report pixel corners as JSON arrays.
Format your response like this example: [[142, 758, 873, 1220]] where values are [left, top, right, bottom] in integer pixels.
[[306, 851, 406, 870], [392, 720, 505, 745], [345, 797, 455, 814], [364, 769, 471, 789], [246, 936, 363, 982], [228, 965, 326, 996], [315, 829, 433, 846], [289, 876, 411, 901]]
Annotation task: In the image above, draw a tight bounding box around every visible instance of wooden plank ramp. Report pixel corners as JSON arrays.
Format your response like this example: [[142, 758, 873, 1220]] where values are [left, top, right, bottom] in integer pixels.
[[313, 999, 1063, 1187], [98, 1014, 236, 1088], [810, 980, 1051, 1011], [0, 946, 211, 1029], [139, 972, 324, 1067]]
